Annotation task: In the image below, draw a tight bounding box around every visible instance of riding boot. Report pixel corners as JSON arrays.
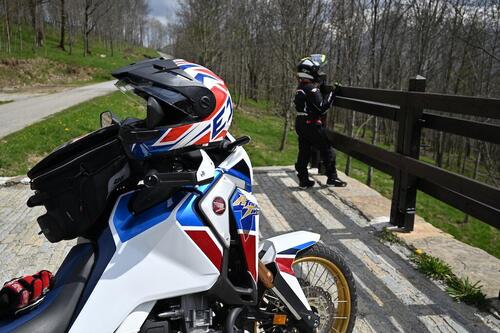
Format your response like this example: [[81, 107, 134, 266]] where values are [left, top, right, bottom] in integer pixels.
[[295, 164, 315, 188], [326, 170, 347, 187]]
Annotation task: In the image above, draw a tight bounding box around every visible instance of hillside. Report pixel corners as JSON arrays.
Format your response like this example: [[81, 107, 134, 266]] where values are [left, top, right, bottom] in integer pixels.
[[0, 27, 157, 91]]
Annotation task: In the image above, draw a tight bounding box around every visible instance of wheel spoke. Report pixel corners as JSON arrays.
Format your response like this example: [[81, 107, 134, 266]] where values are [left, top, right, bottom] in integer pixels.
[[293, 255, 353, 333]]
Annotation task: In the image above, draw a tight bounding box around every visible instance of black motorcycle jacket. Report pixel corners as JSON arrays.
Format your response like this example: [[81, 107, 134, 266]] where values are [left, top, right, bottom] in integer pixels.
[[294, 82, 334, 119]]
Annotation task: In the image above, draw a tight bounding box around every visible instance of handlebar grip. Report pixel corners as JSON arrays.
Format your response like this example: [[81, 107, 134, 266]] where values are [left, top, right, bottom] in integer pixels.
[[144, 169, 198, 188], [226, 136, 251, 151]]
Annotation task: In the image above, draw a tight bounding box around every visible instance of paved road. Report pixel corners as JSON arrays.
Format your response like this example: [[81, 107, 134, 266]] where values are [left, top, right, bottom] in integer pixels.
[[0, 81, 117, 138], [0, 169, 499, 332]]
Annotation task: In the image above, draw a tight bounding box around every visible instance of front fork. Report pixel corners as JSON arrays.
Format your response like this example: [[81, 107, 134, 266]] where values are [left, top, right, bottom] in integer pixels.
[[257, 256, 320, 332]]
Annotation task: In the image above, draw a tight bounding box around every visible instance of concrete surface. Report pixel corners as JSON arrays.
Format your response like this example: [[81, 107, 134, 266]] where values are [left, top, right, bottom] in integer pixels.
[[0, 80, 117, 138], [307, 167, 500, 301]]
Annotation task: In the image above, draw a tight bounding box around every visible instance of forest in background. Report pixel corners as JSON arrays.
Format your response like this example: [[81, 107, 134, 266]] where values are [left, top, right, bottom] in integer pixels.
[[170, 0, 499, 211], [0, 0, 498, 252], [0, 0, 170, 56]]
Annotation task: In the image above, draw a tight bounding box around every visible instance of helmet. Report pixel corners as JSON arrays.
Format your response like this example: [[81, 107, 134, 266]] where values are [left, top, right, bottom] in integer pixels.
[[112, 58, 233, 159], [297, 54, 327, 82]]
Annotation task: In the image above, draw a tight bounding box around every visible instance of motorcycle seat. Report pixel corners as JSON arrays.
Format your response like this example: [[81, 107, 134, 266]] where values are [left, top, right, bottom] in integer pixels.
[[0, 243, 95, 333]]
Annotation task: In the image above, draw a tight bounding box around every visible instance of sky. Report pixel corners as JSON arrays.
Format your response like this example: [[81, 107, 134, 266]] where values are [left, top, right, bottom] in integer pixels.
[[147, 0, 180, 25]]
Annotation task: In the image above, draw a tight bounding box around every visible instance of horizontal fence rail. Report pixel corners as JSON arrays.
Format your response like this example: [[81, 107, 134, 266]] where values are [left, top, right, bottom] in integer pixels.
[[327, 77, 500, 231]]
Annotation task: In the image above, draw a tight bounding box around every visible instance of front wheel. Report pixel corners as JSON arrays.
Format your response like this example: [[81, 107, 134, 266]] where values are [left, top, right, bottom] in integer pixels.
[[293, 243, 357, 333]]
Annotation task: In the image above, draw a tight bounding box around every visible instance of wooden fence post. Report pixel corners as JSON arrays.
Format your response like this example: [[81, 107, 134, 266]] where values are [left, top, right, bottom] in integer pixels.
[[390, 76, 426, 231]]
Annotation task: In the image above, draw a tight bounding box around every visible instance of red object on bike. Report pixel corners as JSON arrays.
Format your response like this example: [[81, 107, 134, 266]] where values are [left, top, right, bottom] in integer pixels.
[[0, 270, 54, 318]]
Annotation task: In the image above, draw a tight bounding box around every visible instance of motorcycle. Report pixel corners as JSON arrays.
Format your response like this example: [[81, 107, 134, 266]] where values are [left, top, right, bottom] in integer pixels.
[[0, 59, 356, 333]]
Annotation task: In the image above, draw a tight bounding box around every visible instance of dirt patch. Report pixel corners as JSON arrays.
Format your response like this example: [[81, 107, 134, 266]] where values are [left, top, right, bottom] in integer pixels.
[[26, 153, 43, 166], [0, 58, 96, 91]]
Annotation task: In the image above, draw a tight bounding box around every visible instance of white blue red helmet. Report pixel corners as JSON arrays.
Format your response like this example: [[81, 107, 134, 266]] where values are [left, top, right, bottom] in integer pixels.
[[112, 58, 233, 159]]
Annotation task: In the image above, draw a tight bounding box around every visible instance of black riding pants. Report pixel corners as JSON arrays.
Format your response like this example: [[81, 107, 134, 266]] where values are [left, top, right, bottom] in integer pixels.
[[295, 117, 337, 179]]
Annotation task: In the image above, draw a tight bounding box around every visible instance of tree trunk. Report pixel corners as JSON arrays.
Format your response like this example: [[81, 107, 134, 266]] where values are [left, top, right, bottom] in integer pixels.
[[84, 2, 89, 56], [37, 13, 44, 47], [3, 0, 11, 53], [29, 0, 37, 50], [279, 106, 291, 152], [345, 111, 356, 176], [58, 0, 66, 50], [367, 117, 378, 186], [436, 132, 444, 167], [463, 148, 481, 224]]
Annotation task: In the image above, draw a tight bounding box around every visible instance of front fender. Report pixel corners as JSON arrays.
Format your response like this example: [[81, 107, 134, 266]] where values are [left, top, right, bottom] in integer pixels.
[[258, 231, 321, 330], [260, 231, 320, 264]]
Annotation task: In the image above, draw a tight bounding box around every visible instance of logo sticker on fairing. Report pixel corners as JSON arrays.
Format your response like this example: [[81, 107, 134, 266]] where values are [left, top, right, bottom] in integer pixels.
[[212, 197, 226, 215], [230, 189, 259, 281], [232, 193, 259, 239]]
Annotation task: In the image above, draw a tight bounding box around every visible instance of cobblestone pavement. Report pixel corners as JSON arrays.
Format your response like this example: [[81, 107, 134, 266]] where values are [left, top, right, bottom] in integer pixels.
[[0, 171, 499, 332], [0, 185, 75, 282], [253, 170, 500, 333]]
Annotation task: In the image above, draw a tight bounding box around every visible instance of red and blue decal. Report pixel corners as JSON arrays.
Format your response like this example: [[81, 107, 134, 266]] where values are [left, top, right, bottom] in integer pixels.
[[176, 188, 223, 271], [275, 241, 316, 276], [112, 191, 185, 243], [230, 189, 259, 281]]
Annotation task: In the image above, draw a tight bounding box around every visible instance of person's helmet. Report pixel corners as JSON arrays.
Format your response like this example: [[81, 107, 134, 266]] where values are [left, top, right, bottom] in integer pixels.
[[297, 54, 327, 82], [112, 58, 233, 159]]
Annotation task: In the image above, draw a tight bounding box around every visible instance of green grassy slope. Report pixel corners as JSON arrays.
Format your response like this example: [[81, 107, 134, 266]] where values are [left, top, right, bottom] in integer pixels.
[[0, 27, 157, 88]]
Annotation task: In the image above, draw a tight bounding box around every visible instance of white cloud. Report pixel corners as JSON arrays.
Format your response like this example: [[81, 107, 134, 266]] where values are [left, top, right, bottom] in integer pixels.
[[147, 0, 180, 25]]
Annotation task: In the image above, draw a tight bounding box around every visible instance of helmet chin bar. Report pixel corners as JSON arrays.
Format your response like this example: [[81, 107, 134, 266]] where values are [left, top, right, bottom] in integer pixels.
[[146, 97, 164, 129]]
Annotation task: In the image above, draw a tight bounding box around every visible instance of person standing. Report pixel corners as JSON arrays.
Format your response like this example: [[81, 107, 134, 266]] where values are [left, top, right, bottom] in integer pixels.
[[293, 55, 347, 189]]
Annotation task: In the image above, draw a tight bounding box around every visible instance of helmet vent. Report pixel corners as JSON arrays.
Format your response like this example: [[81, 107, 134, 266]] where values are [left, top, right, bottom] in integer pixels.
[[200, 96, 211, 109]]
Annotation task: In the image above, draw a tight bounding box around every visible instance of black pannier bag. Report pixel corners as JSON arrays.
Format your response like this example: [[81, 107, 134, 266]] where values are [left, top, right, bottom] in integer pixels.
[[27, 125, 130, 243]]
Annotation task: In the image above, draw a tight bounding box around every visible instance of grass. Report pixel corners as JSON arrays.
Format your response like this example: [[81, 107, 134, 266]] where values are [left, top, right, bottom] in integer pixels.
[[377, 227, 405, 245], [0, 100, 13, 105], [0, 26, 157, 88], [411, 252, 454, 280], [410, 251, 488, 309], [231, 105, 298, 167], [445, 276, 488, 308]]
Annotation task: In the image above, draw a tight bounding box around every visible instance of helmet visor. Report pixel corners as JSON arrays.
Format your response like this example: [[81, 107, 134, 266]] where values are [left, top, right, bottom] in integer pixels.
[[310, 54, 327, 67], [116, 80, 193, 117], [115, 80, 147, 112]]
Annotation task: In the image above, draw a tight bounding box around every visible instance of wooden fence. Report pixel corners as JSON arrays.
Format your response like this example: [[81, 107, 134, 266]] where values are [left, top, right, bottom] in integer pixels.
[[325, 77, 500, 231]]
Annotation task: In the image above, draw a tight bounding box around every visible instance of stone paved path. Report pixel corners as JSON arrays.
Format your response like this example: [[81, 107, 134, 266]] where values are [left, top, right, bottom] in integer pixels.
[[252, 169, 499, 333], [0, 170, 499, 332]]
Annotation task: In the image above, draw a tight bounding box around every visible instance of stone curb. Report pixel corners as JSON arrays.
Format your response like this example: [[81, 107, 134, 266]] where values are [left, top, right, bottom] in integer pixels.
[[0, 176, 30, 187]]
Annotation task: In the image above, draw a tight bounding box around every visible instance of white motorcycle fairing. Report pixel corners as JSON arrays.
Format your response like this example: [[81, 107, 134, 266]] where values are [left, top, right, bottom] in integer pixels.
[[69, 191, 222, 332], [69, 146, 259, 332], [1, 141, 322, 333]]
